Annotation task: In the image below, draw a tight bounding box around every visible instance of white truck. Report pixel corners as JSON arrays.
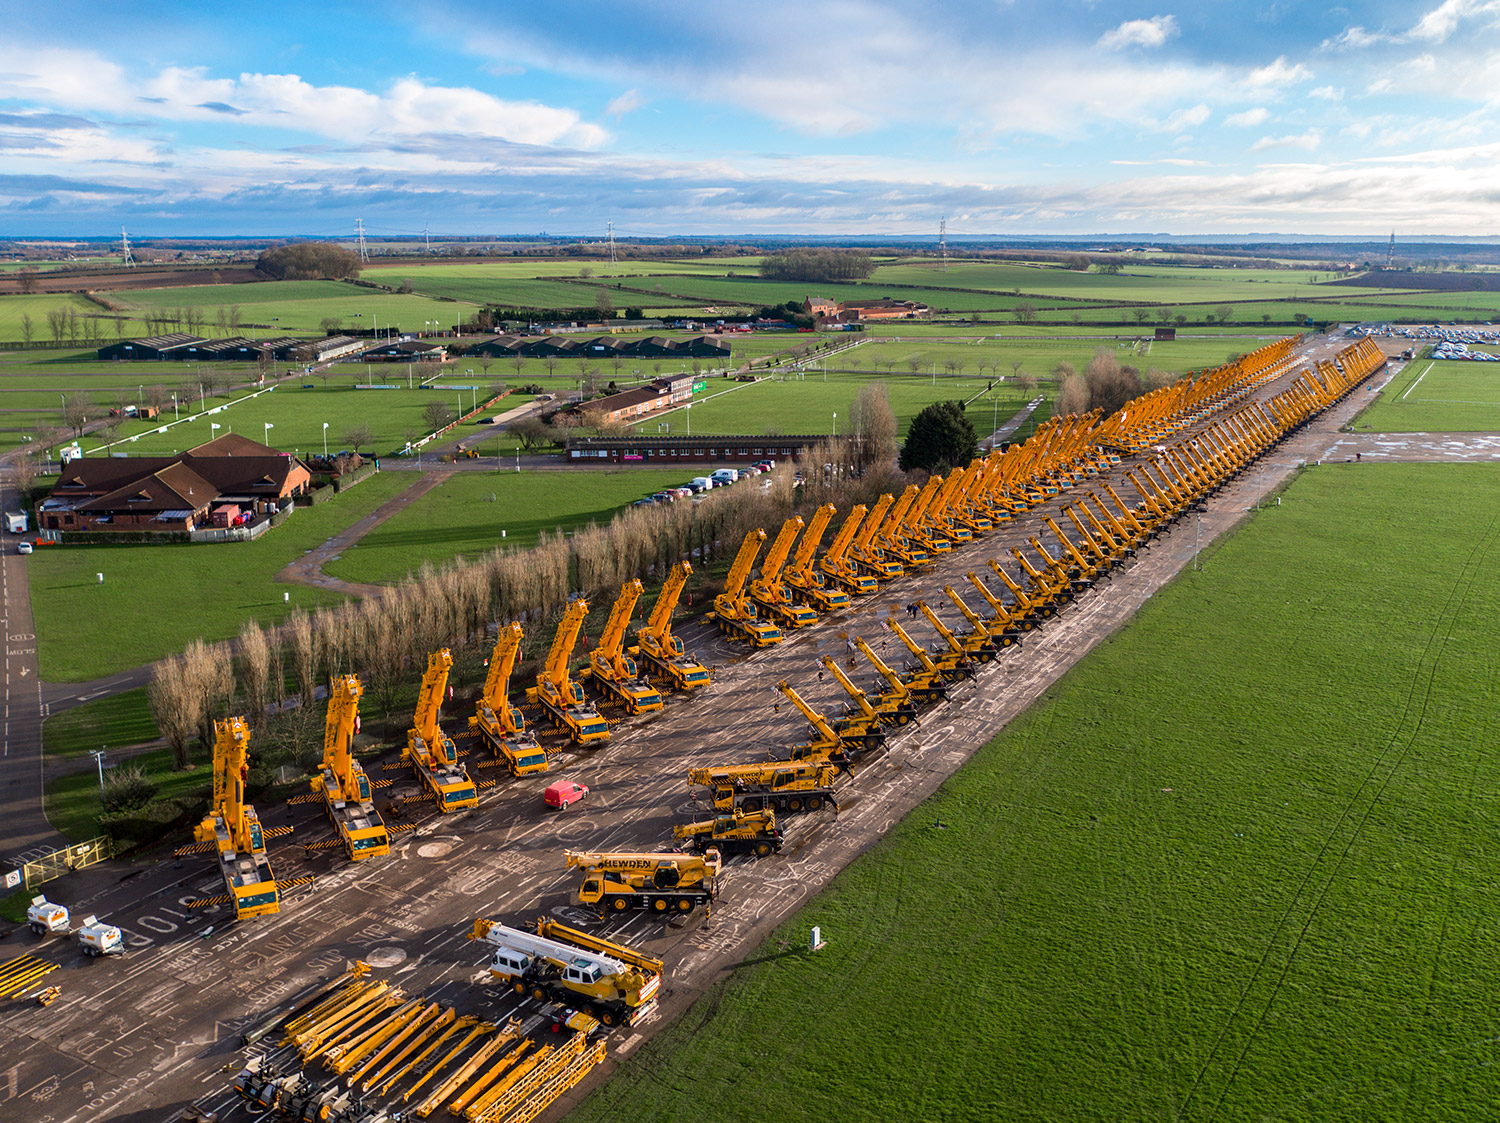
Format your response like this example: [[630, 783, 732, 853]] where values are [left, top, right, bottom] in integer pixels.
[[27, 895, 69, 936], [76, 915, 124, 957], [710, 468, 740, 486], [6, 512, 27, 534]]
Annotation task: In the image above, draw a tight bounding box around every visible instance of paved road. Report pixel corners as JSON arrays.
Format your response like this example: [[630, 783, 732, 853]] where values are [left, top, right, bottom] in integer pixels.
[[0, 333, 1400, 1123], [0, 476, 65, 873]]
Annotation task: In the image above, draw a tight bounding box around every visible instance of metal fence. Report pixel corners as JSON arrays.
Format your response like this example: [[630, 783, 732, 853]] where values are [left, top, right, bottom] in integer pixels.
[[23, 836, 113, 890]]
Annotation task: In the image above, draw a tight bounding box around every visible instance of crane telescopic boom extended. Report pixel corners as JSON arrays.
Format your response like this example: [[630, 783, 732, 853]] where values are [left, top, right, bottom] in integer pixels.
[[471, 623, 548, 776]]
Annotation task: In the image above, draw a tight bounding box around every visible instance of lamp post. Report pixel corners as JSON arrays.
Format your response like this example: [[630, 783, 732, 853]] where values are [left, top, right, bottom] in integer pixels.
[[171, 393, 178, 420], [90, 748, 106, 793], [832, 411, 837, 438], [322, 422, 329, 457]]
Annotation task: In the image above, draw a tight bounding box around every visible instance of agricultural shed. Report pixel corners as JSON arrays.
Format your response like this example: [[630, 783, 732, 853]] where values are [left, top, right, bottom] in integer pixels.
[[97, 333, 204, 361]]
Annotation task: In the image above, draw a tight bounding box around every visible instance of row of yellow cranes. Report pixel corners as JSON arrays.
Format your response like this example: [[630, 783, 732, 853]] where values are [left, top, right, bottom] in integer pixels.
[[683, 335, 1384, 824], [180, 335, 1379, 926]]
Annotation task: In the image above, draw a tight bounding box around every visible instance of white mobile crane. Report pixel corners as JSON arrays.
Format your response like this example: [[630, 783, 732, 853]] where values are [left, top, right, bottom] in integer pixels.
[[471, 622, 549, 776], [470, 917, 663, 1027]]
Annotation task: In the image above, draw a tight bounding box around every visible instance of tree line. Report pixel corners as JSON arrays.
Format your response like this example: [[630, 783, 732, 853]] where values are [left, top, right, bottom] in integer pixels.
[[760, 248, 876, 283]]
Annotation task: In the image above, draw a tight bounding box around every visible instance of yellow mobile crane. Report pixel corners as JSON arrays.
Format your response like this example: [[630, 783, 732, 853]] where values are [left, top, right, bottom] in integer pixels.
[[876, 485, 930, 568], [533, 600, 611, 745], [944, 585, 1021, 651], [849, 493, 903, 580], [470, 623, 549, 777], [673, 808, 783, 857], [688, 758, 849, 814], [749, 517, 820, 628], [918, 600, 1000, 664], [181, 717, 287, 920], [900, 475, 952, 556], [310, 675, 390, 861], [405, 649, 480, 812], [782, 504, 851, 612], [854, 635, 938, 708], [779, 677, 879, 760], [633, 560, 710, 691], [988, 557, 1061, 621], [891, 618, 975, 685], [711, 529, 782, 647], [967, 568, 1041, 631], [587, 580, 664, 715], [472, 917, 663, 1028], [821, 654, 918, 730], [565, 850, 721, 916], [818, 504, 879, 595]]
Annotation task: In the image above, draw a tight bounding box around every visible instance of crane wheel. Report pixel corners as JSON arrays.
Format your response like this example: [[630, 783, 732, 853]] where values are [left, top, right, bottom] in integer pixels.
[[676, 898, 694, 912], [787, 797, 804, 812], [806, 795, 823, 812], [653, 898, 669, 912], [611, 897, 630, 912], [754, 841, 773, 858], [598, 1008, 618, 1027]]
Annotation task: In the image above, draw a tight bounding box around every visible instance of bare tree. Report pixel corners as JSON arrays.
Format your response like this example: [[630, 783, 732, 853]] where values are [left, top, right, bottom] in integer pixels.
[[543, 356, 559, 377], [238, 621, 271, 729], [1056, 375, 1091, 416], [849, 382, 898, 469], [1216, 304, 1234, 325], [343, 421, 375, 454], [17, 266, 38, 294], [20, 313, 34, 346], [423, 400, 455, 431], [1131, 307, 1152, 325], [149, 654, 202, 770], [1012, 302, 1039, 324], [228, 305, 243, 333], [12, 454, 38, 501], [63, 391, 94, 437]]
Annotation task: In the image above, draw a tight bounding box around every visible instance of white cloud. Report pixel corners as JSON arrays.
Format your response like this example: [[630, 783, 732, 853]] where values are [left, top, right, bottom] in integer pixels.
[[1165, 104, 1210, 131], [606, 89, 647, 118], [1098, 15, 1179, 50], [0, 48, 609, 150], [1224, 107, 1269, 127], [1309, 86, 1343, 100], [1323, 0, 1500, 49], [1250, 129, 1321, 152], [1246, 56, 1312, 88]]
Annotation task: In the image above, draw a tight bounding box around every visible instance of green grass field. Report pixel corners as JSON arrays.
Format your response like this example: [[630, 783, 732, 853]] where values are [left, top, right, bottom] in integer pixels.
[[569, 462, 1500, 1123], [321, 468, 691, 584], [28, 470, 412, 682], [43, 687, 159, 758], [44, 745, 209, 842], [668, 373, 1034, 439], [1352, 359, 1500, 431], [109, 281, 476, 334]]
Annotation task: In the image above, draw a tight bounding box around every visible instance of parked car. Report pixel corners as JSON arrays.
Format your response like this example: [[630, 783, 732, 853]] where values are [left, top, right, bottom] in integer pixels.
[[17, 541, 32, 555], [670, 486, 694, 499], [544, 781, 589, 810], [631, 498, 656, 508], [651, 491, 675, 504]]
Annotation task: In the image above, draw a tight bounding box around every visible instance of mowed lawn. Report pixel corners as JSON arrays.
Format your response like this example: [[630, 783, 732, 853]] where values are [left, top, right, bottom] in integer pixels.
[[1354, 358, 1500, 431], [28, 471, 413, 681], [671, 373, 1038, 439], [569, 463, 1500, 1123], [322, 468, 690, 585]]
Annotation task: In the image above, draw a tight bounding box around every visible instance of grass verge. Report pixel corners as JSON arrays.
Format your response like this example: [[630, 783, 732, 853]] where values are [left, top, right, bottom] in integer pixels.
[[567, 462, 1500, 1123], [42, 687, 159, 759]]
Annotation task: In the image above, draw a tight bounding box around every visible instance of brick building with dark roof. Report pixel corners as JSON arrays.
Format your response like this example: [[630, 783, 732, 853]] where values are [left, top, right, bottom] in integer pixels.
[[39, 433, 312, 535]]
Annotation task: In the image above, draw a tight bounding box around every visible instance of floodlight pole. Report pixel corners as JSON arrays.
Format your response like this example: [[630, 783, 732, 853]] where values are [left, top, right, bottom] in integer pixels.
[[91, 748, 106, 792]]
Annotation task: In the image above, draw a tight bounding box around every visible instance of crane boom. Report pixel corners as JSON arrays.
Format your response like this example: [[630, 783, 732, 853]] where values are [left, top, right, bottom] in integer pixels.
[[589, 580, 662, 714], [406, 648, 478, 811], [777, 679, 840, 744], [480, 623, 525, 738], [642, 561, 690, 649], [410, 649, 452, 753], [313, 675, 390, 861], [535, 600, 610, 744], [790, 504, 836, 573]]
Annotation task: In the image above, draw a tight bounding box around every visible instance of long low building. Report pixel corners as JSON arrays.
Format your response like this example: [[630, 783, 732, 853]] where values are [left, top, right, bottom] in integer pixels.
[[469, 333, 731, 360], [565, 434, 843, 464]]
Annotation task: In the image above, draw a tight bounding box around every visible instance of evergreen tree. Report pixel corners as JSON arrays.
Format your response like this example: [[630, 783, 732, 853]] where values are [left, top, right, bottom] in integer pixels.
[[899, 400, 977, 472]]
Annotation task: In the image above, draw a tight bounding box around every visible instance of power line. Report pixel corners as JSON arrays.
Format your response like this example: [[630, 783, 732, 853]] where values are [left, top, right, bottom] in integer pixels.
[[355, 217, 369, 263], [120, 226, 135, 268]]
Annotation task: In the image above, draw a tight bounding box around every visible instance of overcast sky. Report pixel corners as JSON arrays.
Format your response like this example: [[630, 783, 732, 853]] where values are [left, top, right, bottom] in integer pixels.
[[3, 0, 1499, 238]]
